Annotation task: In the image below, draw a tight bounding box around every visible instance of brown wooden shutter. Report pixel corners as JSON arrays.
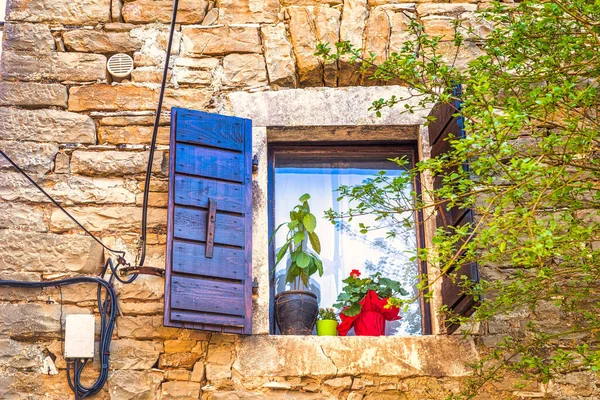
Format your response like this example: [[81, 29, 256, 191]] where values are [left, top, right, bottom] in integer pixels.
[[164, 107, 253, 334], [428, 91, 479, 334]]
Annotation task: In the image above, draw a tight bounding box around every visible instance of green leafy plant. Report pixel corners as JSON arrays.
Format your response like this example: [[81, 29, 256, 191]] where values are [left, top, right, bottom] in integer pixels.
[[272, 193, 323, 288], [316, 0, 600, 397], [334, 269, 408, 317], [317, 307, 338, 321]]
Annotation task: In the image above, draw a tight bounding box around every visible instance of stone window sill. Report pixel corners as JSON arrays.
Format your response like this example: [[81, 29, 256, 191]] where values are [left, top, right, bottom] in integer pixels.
[[232, 335, 478, 379]]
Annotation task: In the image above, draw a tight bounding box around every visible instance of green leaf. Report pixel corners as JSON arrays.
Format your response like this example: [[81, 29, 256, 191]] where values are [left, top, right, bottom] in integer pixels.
[[308, 231, 321, 254], [299, 193, 311, 202], [342, 303, 362, 317], [296, 251, 311, 268], [303, 213, 317, 233], [293, 231, 305, 245], [274, 241, 290, 266]]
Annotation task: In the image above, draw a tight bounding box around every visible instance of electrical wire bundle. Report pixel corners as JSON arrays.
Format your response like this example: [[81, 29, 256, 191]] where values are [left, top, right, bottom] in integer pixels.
[[0, 0, 180, 398]]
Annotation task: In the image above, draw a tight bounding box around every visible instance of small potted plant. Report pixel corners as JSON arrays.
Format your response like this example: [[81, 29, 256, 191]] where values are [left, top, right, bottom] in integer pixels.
[[334, 269, 408, 336], [272, 193, 324, 335], [316, 308, 339, 336]]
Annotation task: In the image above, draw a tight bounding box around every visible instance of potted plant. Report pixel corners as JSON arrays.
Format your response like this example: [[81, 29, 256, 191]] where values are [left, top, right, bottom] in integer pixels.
[[334, 269, 408, 336], [273, 193, 324, 335], [316, 308, 339, 336]]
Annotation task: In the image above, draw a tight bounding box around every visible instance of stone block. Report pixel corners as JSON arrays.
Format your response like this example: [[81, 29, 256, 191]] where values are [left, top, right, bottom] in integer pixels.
[[98, 126, 171, 146], [190, 361, 205, 382], [0, 271, 43, 301], [123, 0, 209, 24], [68, 84, 157, 112], [99, 115, 171, 126], [108, 370, 164, 400], [118, 301, 163, 315], [0, 141, 58, 174], [117, 315, 181, 339], [222, 54, 268, 88], [70, 150, 163, 176], [0, 303, 90, 339], [54, 152, 70, 174], [115, 274, 165, 301], [163, 88, 211, 111], [161, 381, 201, 399], [165, 340, 197, 353], [261, 23, 297, 88], [110, 339, 164, 370], [136, 192, 168, 207], [0, 108, 96, 144], [0, 339, 45, 369], [181, 26, 261, 56], [281, 0, 342, 4], [0, 202, 47, 231], [416, 3, 477, 17], [165, 369, 191, 381], [364, 6, 390, 62], [288, 7, 323, 87], [313, 5, 341, 87], [217, 0, 279, 24], [6, 0, 110, 24], [340, 0, 368, 48], [174, 57, 220, 70], [3, 22, 55, 52], [0, 172, 136, 204], [205, 363, 232, 381], [0, 82, 68, 108], [1, 51, 107, 82], [206, 345, 232, 365], [63, 30, 142, 53], [324, 377, 353, 389], [174, 69, 212, 85], [0, 230, 104, 273], [159, 352, 203, 369], [50, 206, 166, 232], [131, 67, 171, 84]]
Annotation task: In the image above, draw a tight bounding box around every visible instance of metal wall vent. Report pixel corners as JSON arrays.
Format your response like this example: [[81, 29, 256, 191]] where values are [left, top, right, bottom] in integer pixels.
[[107, 53, 134, 78]]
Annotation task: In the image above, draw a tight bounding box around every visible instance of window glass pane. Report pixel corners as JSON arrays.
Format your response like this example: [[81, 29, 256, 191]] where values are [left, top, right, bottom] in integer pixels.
[[273, 151, 422, 336]]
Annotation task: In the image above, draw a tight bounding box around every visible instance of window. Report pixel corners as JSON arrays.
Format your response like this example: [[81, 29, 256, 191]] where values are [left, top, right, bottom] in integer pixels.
[[269, 144, 431, 336]]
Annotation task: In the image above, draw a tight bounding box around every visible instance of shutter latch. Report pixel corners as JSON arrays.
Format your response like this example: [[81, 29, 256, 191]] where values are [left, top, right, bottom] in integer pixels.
[[252, 277, 259, 296], [252, 155, 259, 173]]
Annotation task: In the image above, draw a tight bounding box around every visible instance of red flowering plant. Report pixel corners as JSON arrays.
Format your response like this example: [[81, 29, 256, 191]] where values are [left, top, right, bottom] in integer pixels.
[[333, 270, 408, 317]]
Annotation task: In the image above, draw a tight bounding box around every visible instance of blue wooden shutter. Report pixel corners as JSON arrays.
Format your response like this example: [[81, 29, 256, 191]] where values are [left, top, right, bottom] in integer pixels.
[[164, 108, 253, 334], [428, 91, 479, 334]]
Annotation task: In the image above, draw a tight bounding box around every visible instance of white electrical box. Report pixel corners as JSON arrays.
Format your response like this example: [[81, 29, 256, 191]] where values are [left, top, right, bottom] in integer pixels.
[[64, 314, 95, 359]]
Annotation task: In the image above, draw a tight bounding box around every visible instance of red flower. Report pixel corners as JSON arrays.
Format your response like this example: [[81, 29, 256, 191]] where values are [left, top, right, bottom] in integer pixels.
[[350, 269, 361, 278]]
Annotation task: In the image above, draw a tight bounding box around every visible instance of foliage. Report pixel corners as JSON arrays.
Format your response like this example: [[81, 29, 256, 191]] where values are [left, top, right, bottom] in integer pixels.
[[272, 193, 323, 288], [317, 307, 339, 321], [318, 0, 600, 397], [333, 270, 408, 317]]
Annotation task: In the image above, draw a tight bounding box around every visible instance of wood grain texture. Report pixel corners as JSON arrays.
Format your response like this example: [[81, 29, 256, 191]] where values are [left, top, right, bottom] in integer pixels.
[[175, 108, 245, 151], [175, 142, 244, 183], [172, 240, 245, 280], [173, 206, 245, 247], [428, 102, 455, 146], [164, 107, 253, 334], [171, 275, 245, 315], [174, 175, 244, 213]]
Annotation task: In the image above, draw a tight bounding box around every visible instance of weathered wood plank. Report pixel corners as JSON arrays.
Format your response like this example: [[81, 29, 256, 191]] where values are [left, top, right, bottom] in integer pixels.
[[170, 309, 245, 327], [175, 109, 245, 152], [428, 102, 456, 146], [173, 206, 245, 247], [175, 142, 244, 183], [171, 275, 245, 315], [172, 240, 246, 280], [174, 175, 244, 213]]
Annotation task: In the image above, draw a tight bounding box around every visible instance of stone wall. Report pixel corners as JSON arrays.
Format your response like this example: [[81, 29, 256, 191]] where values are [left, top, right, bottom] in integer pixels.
[[0, 0, 595, 399]]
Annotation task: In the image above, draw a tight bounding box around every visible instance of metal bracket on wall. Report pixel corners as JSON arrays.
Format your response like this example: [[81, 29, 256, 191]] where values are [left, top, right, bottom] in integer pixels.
[[252, 155, 259, 173], [119, 266, 165, 278]]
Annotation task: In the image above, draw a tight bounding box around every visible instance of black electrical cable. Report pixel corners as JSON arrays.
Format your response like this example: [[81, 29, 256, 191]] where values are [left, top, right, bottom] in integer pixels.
[[0, 263, 118, 399], [138, 0, 180, 268], [0, 149, 126, 259]]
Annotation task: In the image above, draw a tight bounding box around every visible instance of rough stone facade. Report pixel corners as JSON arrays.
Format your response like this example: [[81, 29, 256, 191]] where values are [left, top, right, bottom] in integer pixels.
[[0, 0, 595, 399]]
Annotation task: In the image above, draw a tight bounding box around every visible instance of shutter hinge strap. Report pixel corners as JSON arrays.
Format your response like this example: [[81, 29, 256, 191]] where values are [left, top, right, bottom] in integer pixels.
[[205, 198, 217, 258]]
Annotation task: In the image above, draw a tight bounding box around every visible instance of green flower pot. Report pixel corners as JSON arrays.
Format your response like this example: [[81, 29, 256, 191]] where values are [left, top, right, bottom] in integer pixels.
[[316, 320, 339, 336]]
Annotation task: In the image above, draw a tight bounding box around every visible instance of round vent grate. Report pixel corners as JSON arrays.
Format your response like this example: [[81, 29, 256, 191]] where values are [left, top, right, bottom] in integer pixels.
[[107, 53, 134, 78]]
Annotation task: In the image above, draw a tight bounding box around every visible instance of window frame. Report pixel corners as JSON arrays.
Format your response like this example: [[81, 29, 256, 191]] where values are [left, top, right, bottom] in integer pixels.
[[267, 141, 432, 335]]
